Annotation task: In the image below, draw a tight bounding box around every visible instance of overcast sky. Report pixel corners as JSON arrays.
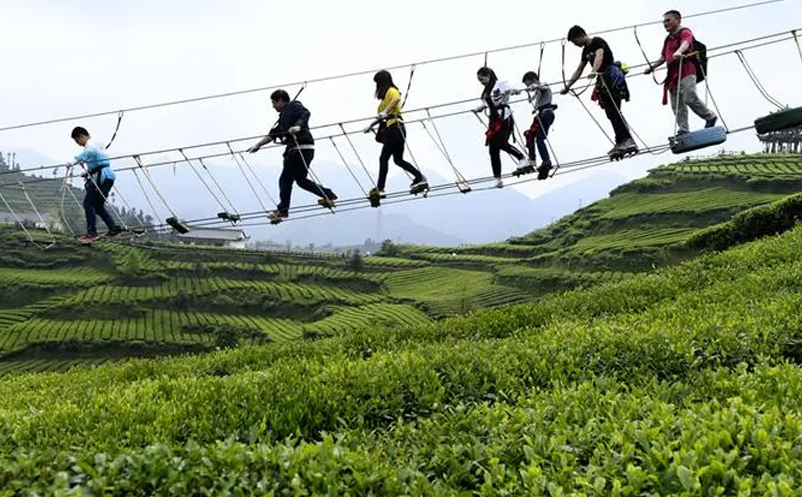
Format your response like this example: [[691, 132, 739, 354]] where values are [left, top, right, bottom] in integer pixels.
[[1, 0, 801, 208]]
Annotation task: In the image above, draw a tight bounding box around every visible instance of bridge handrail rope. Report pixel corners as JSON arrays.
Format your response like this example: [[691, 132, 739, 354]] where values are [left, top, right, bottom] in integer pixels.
[[0, 27, 795, 182], [1, 24, 799, 247], [0, 30, 792, 207]]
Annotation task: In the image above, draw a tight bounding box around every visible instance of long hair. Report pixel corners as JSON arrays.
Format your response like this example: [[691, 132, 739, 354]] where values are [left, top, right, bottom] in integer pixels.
[[373, 70, 397, 99], [477, 67, 498, 98]]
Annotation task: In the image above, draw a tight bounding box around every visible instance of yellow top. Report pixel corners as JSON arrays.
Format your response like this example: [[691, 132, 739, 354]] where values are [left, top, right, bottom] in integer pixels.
[[378, 86, 403, 127]]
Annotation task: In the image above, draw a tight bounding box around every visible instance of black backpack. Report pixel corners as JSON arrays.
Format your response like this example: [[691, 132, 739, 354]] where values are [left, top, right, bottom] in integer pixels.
[[688, 31, 708, 84]]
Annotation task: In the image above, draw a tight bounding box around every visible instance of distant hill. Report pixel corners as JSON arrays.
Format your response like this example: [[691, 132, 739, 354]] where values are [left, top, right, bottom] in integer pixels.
[[393, 153, 802, 294]]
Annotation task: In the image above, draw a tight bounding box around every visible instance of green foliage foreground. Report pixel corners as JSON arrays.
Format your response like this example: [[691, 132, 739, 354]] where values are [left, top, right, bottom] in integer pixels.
[[4, 224, 802, 494]]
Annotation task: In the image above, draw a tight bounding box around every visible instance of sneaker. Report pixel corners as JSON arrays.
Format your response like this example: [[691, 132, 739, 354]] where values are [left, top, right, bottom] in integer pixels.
[[495, 178, 504, 189], [517, 157, 530, 169], [410, 177, 428, 189], [705, 116, 718, 128], [76, 233, 97, 244], [106, 228, 124, 237], [618, 138, 638, 152], [267, 210, 288, 222]]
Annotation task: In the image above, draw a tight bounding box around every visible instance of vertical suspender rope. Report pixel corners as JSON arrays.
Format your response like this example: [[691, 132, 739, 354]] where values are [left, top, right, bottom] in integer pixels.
[[18, 182, 55, 243], [197, 156, 240, 215], [634, 26, 663, 86], [692, 52, 729, 131], [226, 141, 278, 208], [734, 50, 785, 110], [792, 30, 802, 67], [423, 108, 471, 192], [339, 122, 378, 190], [672, 51, 685, 137], [105, 111, 125, 149], [224, 144, 272, 214], [397, 63, 421, 182], [58, 170, 77, 236], [132, 155, 175, 228], [179, 149, 239, 221], [0, 186, 39, 246], [329, 136, 369, 198], [537, 42, 546, 77]]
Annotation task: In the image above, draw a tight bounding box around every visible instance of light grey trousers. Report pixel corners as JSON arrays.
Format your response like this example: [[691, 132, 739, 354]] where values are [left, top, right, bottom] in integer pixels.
[[669, 74, 717, 134]]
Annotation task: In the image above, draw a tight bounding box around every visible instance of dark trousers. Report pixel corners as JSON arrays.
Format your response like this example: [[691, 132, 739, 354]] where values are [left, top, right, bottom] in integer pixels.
[[599, 78, 632, 144], [378, 123, 423, 190], [527, 109, 555, 165], [488, 117, 524, 178], [84, 178, 117, 235], [278, 148, 335, 213]]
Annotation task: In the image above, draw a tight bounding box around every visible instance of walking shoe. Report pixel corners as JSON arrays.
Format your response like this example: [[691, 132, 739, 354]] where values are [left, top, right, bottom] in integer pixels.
[[537, 162, 552, 180], [76, 233, 97, 244], [318, 193, 337, 208], [705, 116, 718, 128], [617, 138, 638, 152], [410, 177, 428, 189], [267, 210, 288, 222]]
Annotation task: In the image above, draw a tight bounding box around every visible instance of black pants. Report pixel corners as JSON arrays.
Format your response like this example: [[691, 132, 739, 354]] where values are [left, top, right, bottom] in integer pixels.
[[378, 123, 423, 190], [598, 77, 632, 145], [84, 178, 117, 235], [488, 117, 524, 178], [278, 148, 335, 213]]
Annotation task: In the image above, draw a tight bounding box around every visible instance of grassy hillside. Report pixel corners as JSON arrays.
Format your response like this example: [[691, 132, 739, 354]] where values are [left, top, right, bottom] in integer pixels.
[[0, 228, 532, 374], [4, 203, 802, 492], [393, 152, 802, 291]]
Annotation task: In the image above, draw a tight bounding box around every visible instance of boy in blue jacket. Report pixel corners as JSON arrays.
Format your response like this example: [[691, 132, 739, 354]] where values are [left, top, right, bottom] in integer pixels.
[[66, 126, 121, 243]]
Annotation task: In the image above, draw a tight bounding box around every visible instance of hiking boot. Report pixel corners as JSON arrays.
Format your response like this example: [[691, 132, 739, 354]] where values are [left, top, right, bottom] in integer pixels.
[[537, 162, 552, 180], [318, 193, 337, 208], [705, 116, 718, 128]]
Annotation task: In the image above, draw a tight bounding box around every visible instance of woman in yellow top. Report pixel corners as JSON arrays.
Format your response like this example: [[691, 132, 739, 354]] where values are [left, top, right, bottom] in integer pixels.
[[370, 70, 427, 197]]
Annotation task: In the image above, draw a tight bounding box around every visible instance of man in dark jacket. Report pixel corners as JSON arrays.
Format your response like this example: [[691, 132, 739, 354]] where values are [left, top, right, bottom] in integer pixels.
[[248, 90, 337, 222]]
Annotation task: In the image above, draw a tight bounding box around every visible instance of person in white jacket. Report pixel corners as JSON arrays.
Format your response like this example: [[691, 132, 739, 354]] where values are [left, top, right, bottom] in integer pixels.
[[474, 67, 527, 188]]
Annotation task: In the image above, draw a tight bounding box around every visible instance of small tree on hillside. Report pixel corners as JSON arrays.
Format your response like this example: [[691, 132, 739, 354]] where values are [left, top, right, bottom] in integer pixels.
[[347, 249, 364, 273], [379, 239, 399, 257]]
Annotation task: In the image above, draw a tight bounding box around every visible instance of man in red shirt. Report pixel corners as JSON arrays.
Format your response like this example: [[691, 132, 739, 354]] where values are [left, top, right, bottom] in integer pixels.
[[644, 10, 717, 138]]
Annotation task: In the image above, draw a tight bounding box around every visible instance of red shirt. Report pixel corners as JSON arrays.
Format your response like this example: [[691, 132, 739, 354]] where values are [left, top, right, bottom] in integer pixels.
[[663, 27, 697, 84]]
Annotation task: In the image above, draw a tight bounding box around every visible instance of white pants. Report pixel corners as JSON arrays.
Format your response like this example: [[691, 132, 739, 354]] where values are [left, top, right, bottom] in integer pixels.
[[669, 74, 716, 134]]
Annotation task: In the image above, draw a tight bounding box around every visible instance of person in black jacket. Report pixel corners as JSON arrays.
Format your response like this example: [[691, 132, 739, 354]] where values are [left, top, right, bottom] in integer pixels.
[[248, 90, 337, 222]]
